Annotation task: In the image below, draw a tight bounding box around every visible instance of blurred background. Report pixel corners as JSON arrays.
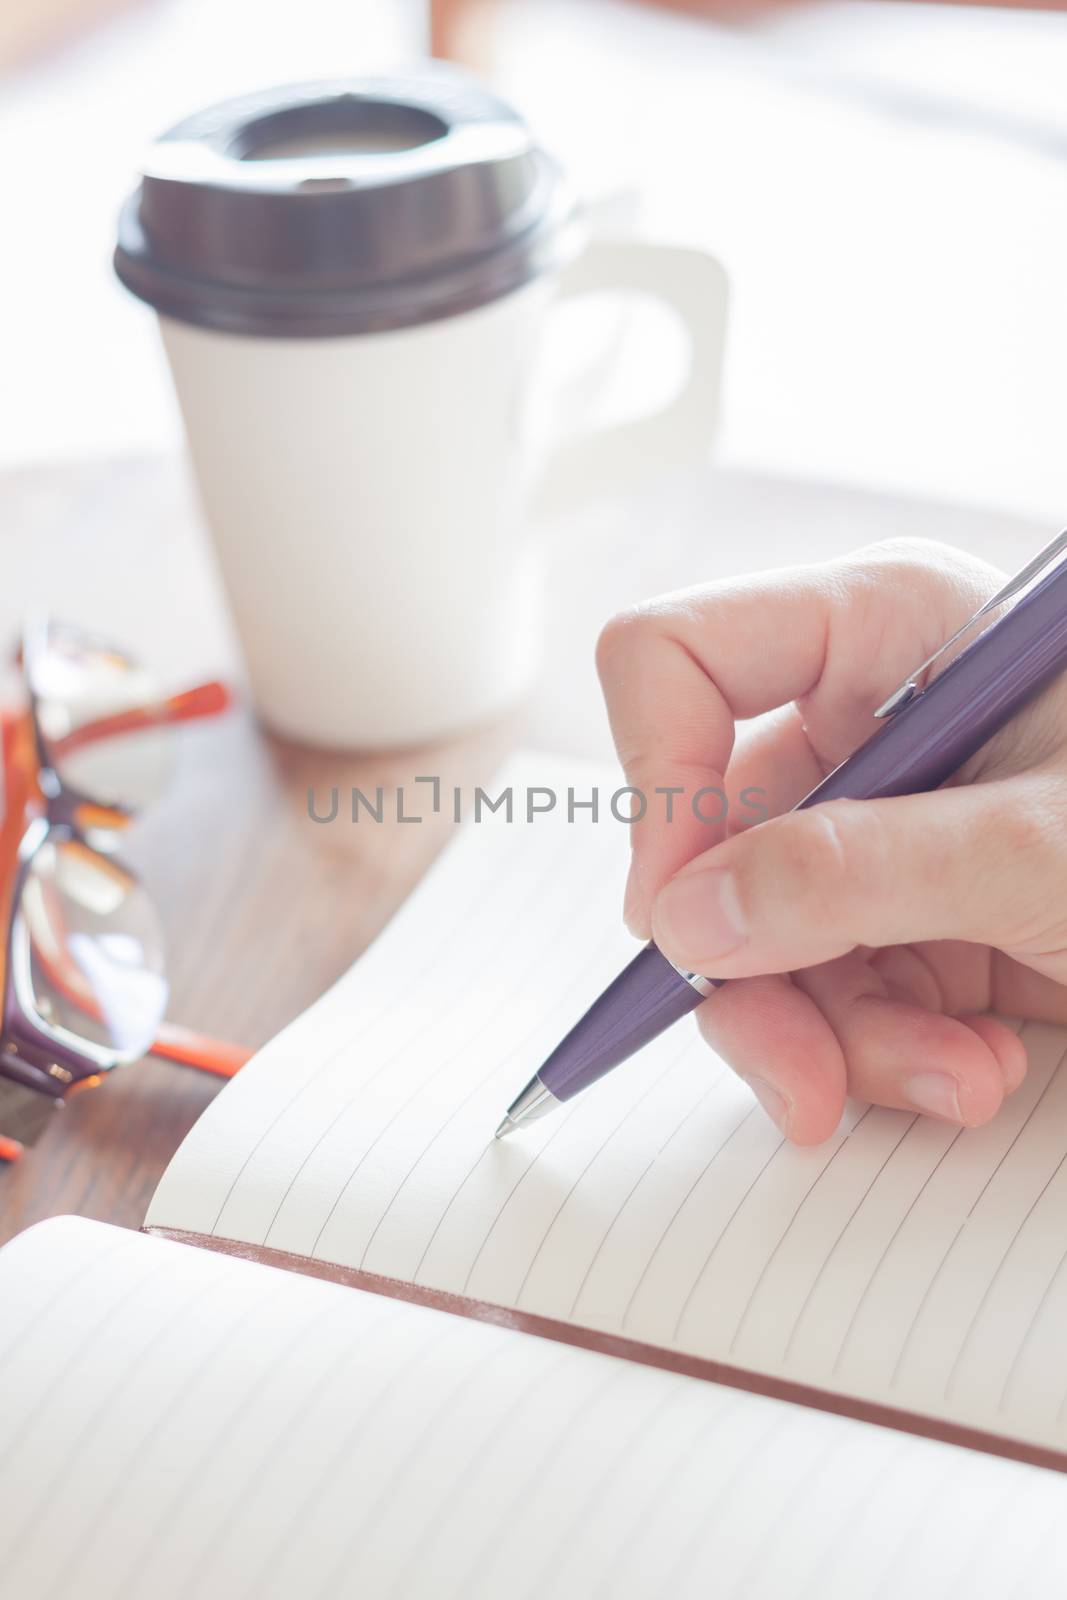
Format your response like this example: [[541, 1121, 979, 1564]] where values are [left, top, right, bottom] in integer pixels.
[[2, 0, 1066, 525]]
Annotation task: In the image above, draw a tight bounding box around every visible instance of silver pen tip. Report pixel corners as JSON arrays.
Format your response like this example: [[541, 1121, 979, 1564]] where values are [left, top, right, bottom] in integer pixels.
[[493, 1076, 561, 1141]]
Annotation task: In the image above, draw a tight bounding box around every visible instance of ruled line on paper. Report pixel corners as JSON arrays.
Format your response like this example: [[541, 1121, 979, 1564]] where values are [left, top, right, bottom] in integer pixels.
[[587, 1392, 743, 1600], [943, 1148, 1067, 1406], [997, 1233, 1067, 1415], [781, 1116, 917, 1366], [384, 1345, 575, 1597], [99, 1278, 306, 1600], [513, 1047, 697, 1309], [726, 1108, 875, 1357], [6, 1219, 1067, 1599], [831, 1127, 964, 1378], [0, 1230, 325, 1600], [963, 1039, 1067, 1222], [186, 1301, 407, 1596], [505, 1375, 674, 1600], [459, 1100, 586, 1296], [207, 826, 544, 1237], [169, 1299, 383, 1600], [792, 1433, 916, 1600], [0, 1231, 130, 1375], [308, 1336, 520, 1600], [941, 1474, 1035, 1600], [889, 1223, 967, 1391], [438, 1366, 631, 1600], [353, 917, 626, 1272], [327, 1009, 1067, 1450], [888, 1033, 1067, 1395], [326, 1009, 1067, 1447], [0, 1247, 171, 1476], [867, 1455, 962, 1600], [263, 831, 591, 1255], [13, 1260, 231, 1591], [1004, 1492, 1067, 1600], [188, 1296, 415, 1600], [232, 1315, 461, 1600], [144, 768, 1067, 1459], [567, 1068, 728, 1322], [654, 1407, 794, 1596], [727, 1426, 855, 1596], [410, 1030, 628, 1289], [670, 1133, 788, 1344], [618, 1102, 755, 1331]]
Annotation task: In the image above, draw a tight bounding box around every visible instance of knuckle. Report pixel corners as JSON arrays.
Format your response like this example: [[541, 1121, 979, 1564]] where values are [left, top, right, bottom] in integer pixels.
[[959, 782, 1063, 948], [842, 538, 1003, 611], [763, 802, 879, 936], [595, 606, 654, 686], [595, 595, 691, 687], [830, 539, 944, 611], [857, 537, 1004, 611], [985, 782, 1063, 882], [993, 795, 1046, 861], [863, 535, 959, 571]]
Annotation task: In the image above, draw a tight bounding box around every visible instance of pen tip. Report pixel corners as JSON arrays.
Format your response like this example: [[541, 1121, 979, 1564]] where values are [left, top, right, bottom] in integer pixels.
[[493, 1116, 515, 1141]]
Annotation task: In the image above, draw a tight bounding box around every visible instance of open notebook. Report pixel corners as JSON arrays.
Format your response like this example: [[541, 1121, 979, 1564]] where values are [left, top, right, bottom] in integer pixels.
[[4, 755, 1067, 1597]]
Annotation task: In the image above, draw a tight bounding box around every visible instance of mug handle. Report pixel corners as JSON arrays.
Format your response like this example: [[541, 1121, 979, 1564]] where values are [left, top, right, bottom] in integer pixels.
[[532, 237, 729, 518]]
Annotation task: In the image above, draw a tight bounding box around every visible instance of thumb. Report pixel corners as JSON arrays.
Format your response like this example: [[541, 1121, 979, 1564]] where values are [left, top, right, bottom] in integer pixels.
[[650, 778, 1055, 979]]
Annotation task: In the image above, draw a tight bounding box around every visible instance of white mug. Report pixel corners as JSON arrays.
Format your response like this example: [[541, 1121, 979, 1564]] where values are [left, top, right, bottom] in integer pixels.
[[159, 240, 726, 748], [118, 76, 728, 748]]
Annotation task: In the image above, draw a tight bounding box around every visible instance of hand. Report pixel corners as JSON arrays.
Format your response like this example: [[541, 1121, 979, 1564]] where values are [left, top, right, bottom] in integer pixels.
[[597, 538, 1067, 1144]]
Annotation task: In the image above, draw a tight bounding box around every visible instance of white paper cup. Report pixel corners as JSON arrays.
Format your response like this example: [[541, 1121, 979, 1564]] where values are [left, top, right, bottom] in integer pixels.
[[118, 76, 727, 748]]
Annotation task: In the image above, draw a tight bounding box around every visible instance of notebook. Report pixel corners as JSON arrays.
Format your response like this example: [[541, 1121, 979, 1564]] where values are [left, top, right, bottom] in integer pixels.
[[4, 754, 1067, 1598]]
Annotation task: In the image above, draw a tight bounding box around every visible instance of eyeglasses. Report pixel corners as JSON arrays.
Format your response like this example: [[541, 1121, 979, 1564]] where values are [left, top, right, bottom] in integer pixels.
[[0, 620, 251, 1160]]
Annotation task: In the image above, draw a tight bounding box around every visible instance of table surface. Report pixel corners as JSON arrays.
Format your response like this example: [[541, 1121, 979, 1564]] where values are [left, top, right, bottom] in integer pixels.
[[0, 453, 1045, 1246]]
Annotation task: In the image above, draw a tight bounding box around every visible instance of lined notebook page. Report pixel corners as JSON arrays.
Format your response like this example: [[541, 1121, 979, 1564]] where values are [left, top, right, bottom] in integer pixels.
[[148, 755, 1067, 1457], [5, 1217, 1067, 1600]]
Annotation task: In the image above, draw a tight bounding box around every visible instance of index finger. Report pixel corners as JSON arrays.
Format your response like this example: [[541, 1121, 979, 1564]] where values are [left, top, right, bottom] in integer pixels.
[[596, 539, 1001, 937]]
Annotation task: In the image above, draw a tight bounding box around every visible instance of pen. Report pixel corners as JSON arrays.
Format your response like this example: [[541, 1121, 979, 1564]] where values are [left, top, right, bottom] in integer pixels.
[[495, 530, 1067, 1138]]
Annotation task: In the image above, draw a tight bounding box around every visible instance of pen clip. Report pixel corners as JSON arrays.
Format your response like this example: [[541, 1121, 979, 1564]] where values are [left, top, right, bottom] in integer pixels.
[[873, 527, 1067, 719]]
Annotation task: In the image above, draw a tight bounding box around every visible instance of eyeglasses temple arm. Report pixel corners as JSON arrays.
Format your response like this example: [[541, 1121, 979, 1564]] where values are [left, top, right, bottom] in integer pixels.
[[49, 680, 232, 759], [150, 1023, 253, 1079]]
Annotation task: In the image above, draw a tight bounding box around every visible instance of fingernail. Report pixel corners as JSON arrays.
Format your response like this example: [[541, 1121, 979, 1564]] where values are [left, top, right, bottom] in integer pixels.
[[655, 869, 746, 963], [747, 1076, 791, 1135], [904, 1072, 962, 1123]]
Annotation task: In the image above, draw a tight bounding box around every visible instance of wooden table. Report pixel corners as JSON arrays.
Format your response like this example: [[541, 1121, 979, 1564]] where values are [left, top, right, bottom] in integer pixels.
[[0, 453, 1043, 1244], [0, 456, 516, 1241], [428, 0, 1064, 70]]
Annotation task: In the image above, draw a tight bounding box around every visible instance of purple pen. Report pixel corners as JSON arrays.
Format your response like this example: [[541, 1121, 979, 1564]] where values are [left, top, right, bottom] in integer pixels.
[[495, 530, 1067, 1138]]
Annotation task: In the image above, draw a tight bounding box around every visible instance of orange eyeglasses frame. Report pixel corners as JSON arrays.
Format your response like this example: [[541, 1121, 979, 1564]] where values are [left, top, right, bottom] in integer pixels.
[[0, 677, 253, 1163]]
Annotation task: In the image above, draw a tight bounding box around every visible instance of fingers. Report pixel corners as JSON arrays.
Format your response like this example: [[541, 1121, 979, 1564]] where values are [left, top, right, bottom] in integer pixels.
[[962, 1014, 1029, 1096], [598, 539, 1004, 936], [602, 537, 1047, 1145], [695, 974, 847, 1145], [721, 707, 826, 830], [988, 952, 1067, 1027], [651, 777, 1059, 982], [598, 565, 846, 938], [696, 953, 1029, 1146], [794, 954, 1011, 1128]]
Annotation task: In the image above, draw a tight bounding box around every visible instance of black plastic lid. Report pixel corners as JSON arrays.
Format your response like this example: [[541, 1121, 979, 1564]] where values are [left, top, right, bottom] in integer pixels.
[[114, 71, 581, 338]]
